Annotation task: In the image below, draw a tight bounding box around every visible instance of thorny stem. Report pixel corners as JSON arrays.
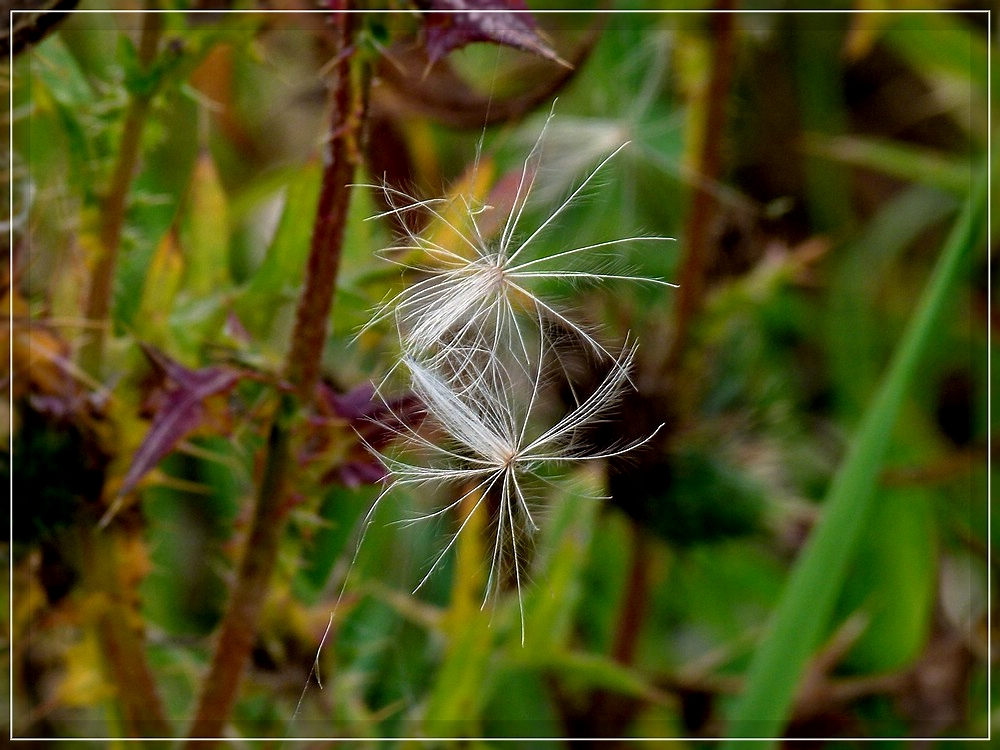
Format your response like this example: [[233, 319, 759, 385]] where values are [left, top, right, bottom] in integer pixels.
[[79, 12, 163, 378], [284, 10, 364, 401], [186, 402, 294, 740], [186, 7, 365, 741]]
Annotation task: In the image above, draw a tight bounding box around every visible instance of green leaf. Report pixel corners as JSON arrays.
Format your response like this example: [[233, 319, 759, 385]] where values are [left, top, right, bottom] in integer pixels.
[[114, 85, 199, 332], [140, 438, 243, 636], [521, 478, 601, 656], [118, 31, 185, 99], [722, 164, 986, 744], [836, 483, 936, 673], [481, 667, 563, 740], [235, 162, 323, 340], [181, 149, 231, 298], [422, 610, 494, 730], [28, 36, 104, 199], [292, 485, 376, 605], [803, 134, 972, 195], [527, 650, 663, 702], [791, 16, 853, 232], [882, 14, 989, 101], [826, 184, 959, 416]]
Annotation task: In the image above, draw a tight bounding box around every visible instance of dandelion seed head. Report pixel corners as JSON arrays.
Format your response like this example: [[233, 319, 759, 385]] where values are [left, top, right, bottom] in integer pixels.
[[354, 103, 675, 643]]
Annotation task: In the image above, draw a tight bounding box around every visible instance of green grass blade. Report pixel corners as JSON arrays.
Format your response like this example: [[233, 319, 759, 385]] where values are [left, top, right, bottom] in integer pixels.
[[722, 164, 987, 744], [802, 134, 972, 195]]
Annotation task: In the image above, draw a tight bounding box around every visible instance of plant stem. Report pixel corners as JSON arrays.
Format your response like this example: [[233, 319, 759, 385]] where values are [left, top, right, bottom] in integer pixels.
[[610, 523, 652, 667], [70, 12, 170, 738], [666, 3, 736, 372], [284, 9, 363, 402], [186, 8, 365, 741], [721, 165, 987, 744], [186, 400, 294, 739], [79, 12, 163, 378], [582, 521, 653, 734], [79, 525, 171, 737]]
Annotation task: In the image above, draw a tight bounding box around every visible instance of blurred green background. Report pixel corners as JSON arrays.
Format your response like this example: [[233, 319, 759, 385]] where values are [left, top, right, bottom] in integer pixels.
[[4, 0, 991, 744]]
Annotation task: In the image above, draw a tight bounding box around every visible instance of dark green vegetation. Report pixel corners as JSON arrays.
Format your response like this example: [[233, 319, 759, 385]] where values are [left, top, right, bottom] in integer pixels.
[[4, 1, 990, 745]]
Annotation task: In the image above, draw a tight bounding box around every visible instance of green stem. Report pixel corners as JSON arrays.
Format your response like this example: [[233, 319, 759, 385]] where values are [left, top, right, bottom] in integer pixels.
[[722, 165, 987, 744], [70, 12, 170, 739], [79, 12, 163, 378]]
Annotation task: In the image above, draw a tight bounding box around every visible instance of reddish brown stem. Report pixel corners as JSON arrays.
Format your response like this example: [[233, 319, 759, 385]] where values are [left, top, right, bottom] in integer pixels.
[[185, 7, 365, 742], [284, 10, 363, 402], [70, 11, 171, 738], [610, 523, 652, 666], [594, 5, 737, 731], [666, 4, 736, 371], [583, 523, 653, 734], [185, 409, 293, 741]]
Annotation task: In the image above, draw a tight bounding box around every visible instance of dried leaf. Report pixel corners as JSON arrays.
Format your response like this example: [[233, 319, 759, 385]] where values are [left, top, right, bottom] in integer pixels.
[[4, 264, 74, 401], [1, 0, 80, 58], [371, 41, 580, 129], [420, 0, 565, 67]]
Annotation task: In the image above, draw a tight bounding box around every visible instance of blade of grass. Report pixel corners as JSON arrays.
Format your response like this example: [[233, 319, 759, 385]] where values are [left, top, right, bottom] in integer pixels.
[[722, 163, 986, 743], [882, 13, 989, 103], [802, 133, 972, 196]]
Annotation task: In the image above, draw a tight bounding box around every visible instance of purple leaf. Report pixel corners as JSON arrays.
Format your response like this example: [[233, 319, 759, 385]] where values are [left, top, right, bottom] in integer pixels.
[[324, 381, 379, 421], [117, 345, 242, 498], [310, 381, 426, 487], [318, 382, 424, 447], [326, 459, 388, 489], [420, 0, 565, 67]]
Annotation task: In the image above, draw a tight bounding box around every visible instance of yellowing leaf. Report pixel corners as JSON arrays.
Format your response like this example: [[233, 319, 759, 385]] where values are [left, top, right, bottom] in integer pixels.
[[3, 269, 73, 400], [183, 149, 230, 297], [135, 231, 184, 342], [445, 487, 489, 636], [57, 629, 117, 708], [421, 156, 498, 260]]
